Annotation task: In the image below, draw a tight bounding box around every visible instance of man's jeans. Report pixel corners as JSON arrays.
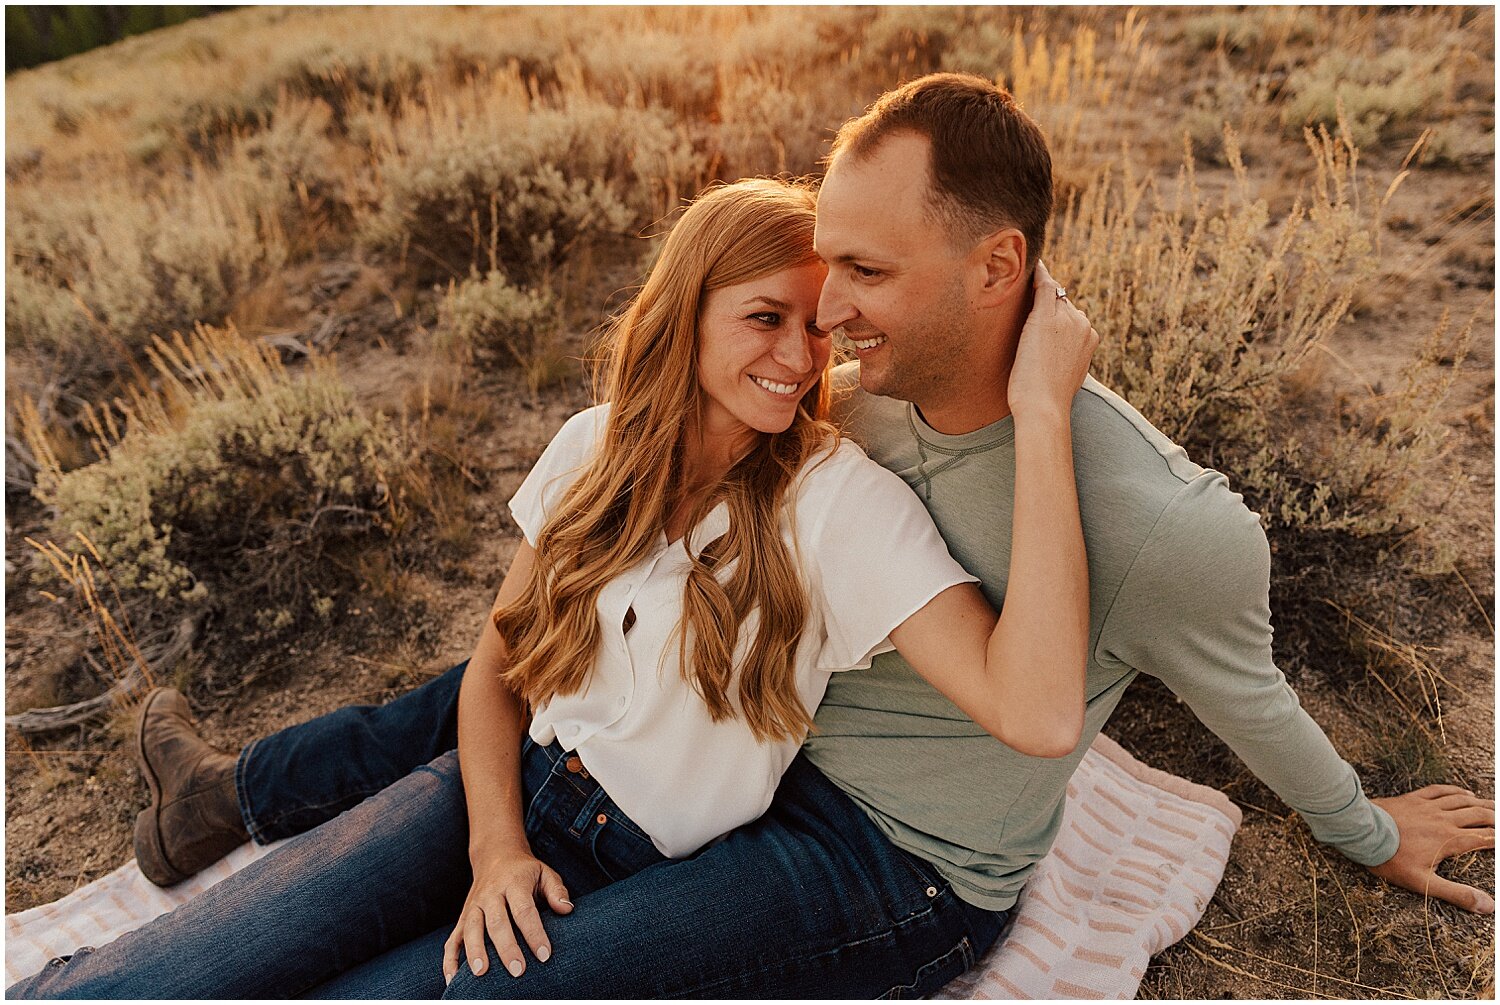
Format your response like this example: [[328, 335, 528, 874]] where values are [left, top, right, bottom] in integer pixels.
[[10, 662, 1009, 998]]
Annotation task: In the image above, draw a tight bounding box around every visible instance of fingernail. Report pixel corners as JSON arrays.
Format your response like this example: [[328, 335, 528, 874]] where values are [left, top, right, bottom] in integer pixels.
[[559, 899, 574, 910], [507, 959, 524, 978], [1477, 892, 1495, 914], [536, 945, 551, 963], [444, 973, 454, 987], [471, 957, 485, 974]]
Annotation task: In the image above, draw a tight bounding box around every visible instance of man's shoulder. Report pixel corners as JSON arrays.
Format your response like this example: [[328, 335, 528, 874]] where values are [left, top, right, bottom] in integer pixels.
[[1071, 377, 1265, 561], [828, 365, 917, 460], [1073, 377, 1204, 488]]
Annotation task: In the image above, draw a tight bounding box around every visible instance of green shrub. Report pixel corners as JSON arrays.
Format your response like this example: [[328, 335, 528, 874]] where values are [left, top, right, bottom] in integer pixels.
[[437, 270, 560, 375], [354, 67, 702, 285], [5, 141, 293, 362], [1282, 48, 1455, 147], [28, 325, 399, 611]]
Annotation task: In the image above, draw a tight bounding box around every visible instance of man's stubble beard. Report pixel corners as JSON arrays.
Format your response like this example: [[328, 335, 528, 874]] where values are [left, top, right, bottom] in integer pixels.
[[861, 284, 977, 414]]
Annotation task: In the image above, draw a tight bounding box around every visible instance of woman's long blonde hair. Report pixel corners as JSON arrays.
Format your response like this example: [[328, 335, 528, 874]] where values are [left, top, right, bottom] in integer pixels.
[[494, 179, 836, 742]]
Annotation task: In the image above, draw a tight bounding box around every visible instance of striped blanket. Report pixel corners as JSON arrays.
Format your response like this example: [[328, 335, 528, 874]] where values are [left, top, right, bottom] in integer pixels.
[[6, 733, 1239, 999]]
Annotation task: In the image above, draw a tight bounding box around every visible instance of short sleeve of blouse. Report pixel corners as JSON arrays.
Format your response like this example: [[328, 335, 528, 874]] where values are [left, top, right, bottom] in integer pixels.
[[508, 406, 609, 545], [800, 444, 979, 671]]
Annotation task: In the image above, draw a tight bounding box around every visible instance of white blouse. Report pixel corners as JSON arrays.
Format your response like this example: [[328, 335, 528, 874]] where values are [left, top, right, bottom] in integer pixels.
[[509, 404, 977, 858]]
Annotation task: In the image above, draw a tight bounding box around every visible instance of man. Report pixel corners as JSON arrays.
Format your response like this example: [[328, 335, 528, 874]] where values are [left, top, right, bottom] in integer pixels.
[[128, 73, 1493, 995]]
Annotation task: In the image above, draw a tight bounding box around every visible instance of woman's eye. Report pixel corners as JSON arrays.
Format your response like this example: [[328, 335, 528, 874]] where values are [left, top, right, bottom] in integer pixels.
[[750, 311, 782, 325]]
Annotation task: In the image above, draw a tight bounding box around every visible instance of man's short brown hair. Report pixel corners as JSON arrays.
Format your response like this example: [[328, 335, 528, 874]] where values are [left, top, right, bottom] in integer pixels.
[[828, 73, 1053, 268]]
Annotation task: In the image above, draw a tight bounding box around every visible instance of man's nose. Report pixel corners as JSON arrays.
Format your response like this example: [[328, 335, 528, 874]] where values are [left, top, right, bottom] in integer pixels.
[[817, 275, 857, 333]]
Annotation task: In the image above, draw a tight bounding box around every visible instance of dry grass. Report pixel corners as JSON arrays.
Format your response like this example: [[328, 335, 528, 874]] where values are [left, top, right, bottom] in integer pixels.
[[19, 324, 401, 629], [4, 5, 1493, 999]]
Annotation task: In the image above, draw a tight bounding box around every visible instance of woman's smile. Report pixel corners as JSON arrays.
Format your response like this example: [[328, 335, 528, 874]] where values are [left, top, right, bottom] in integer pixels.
[[696, 261, 832, 439]]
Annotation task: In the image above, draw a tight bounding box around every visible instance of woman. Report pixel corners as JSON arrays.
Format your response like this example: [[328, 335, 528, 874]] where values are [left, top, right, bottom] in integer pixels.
[[10, 178, 1096, 999]]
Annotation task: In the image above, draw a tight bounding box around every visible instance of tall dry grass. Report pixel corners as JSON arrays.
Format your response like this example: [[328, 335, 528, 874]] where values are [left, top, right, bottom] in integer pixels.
[[1050, 118, 1465, 535], [20, 324, 399, 623]]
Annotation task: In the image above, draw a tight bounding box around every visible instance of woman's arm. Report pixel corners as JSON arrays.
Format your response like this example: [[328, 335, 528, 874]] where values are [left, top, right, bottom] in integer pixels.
[[889, 263, 1097, 758], [442, 541, 573, 983]]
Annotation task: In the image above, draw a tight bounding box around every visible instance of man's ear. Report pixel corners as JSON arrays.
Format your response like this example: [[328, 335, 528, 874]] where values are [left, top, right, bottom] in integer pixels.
[[974, 228, 1027, 308]]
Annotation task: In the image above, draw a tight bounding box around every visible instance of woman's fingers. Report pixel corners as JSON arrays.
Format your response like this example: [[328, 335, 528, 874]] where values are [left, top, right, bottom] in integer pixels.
[[1033, 259, 1056, 293], [506, 886, 552, 964], [539, 865, 575, 915], [441, 860, 568, 983], [464, 905, 495, 977], [442, 925, 464, 984], [1033, 260, 1070, 319], [485, 897, 527, 978]]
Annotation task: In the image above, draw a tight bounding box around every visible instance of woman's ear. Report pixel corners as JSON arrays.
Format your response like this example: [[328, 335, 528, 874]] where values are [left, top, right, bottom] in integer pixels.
[[974, 229, 1027, 308]]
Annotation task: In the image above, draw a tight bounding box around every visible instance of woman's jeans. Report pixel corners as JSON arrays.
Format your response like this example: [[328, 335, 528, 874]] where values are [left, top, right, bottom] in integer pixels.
[[10, 662, 1010, 999]]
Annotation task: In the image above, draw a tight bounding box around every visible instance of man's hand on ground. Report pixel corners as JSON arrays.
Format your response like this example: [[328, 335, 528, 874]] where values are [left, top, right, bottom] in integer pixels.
[[1369, 785, 1495, 913]]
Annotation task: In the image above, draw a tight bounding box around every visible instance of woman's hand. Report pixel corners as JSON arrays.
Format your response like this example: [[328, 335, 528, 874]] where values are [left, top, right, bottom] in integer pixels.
[[1007, 260, 1099, 424], [442, 841, 574, 984]]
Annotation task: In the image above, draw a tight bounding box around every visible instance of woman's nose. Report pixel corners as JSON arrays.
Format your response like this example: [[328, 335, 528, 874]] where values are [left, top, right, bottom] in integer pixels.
[[774, 329, 814, 372]]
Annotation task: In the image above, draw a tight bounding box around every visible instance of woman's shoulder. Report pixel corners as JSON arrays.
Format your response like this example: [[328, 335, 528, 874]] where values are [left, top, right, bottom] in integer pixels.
[[542, 402, 612, 456], [560, 401, 612, 436], [790, 435, 915, 520]]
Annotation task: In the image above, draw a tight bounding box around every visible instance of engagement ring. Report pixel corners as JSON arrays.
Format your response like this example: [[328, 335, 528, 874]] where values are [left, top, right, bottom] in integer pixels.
[[1055, 286, 1069, 300]]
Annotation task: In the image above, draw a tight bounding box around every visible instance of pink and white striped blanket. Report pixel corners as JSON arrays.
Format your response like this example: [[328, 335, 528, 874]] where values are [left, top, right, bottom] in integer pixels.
[[5, 733, 1239, 998]]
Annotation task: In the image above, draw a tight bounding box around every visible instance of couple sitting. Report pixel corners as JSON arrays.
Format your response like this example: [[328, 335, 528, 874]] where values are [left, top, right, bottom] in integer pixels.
[[11, 72, 1492, 999]]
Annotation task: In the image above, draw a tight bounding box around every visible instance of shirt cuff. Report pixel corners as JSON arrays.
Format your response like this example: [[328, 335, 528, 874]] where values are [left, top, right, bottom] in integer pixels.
[[1299, 784, 1401, 867]]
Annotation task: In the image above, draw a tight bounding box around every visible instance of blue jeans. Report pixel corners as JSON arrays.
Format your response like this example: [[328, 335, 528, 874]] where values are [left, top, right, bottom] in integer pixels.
[[236, 661, 469, 845], [11, 663, 1009, 998]]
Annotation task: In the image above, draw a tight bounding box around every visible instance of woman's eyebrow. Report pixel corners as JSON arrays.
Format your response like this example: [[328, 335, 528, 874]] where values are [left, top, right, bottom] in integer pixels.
[[741, 296, 794, 310]]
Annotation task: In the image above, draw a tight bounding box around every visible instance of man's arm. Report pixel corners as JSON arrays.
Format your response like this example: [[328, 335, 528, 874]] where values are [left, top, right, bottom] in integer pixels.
[[1100, 472, 1494, 911]]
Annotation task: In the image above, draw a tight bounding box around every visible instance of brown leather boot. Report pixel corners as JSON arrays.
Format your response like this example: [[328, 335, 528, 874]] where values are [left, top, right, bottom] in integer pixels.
[[133, 687, 249, 887]]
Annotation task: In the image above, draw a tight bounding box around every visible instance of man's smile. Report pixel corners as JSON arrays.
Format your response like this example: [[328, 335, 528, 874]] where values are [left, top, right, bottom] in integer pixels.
[[832, 326, 888, 352]]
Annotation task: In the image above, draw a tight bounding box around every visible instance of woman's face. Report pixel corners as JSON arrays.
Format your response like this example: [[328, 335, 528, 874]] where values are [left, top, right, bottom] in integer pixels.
[[696, 261, 832, 439]]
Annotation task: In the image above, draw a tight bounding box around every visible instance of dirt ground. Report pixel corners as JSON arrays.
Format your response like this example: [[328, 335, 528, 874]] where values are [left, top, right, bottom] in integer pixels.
[[4, 6, 1495, 999]]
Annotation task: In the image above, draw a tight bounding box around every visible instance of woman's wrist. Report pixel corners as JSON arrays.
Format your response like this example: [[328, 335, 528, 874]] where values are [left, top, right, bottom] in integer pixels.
[[1010, 405, 1073, 440], [469, 826, 533, 864], [1008, 396, 1080, 432]]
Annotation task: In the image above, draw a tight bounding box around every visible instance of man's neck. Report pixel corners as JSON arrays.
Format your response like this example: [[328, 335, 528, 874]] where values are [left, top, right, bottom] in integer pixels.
[[912, 310, 1025, 435], [912, 385, 1011, 435]]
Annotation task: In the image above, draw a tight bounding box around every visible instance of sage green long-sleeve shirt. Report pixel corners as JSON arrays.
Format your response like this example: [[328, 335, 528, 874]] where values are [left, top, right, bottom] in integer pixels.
[[806, 367, 1398, 911]]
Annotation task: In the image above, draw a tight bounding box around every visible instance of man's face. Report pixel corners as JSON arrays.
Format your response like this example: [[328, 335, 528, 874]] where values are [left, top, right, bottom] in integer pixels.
[[814, 132, 978, 411]]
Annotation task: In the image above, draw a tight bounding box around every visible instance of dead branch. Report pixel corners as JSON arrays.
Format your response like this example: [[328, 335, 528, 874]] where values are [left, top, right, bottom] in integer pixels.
[[260, 333, 314, 359], [5, 614, 201, 735]]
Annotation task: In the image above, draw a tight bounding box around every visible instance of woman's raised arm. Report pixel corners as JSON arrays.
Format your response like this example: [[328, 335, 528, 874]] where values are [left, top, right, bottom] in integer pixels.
[[889, 263, 1097, 758]]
